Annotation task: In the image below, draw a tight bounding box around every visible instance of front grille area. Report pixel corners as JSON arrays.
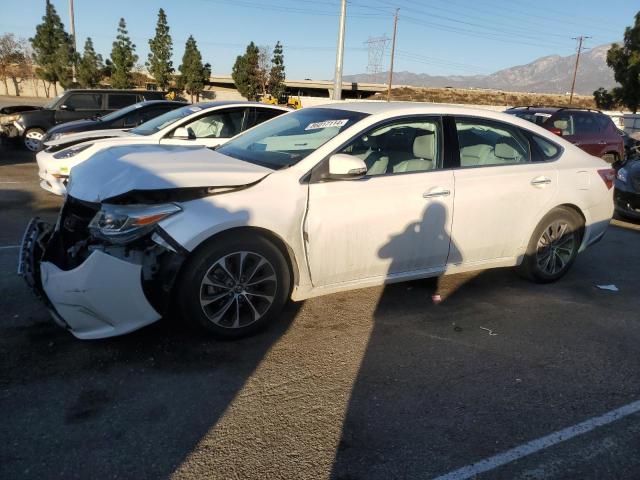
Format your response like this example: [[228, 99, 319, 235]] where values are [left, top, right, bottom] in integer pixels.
[[42, 196, 100, 270]]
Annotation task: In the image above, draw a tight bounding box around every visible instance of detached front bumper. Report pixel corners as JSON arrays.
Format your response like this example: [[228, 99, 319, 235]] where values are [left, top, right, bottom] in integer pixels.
[[40, 250, 161, 339], [18, 210, 182, 340]]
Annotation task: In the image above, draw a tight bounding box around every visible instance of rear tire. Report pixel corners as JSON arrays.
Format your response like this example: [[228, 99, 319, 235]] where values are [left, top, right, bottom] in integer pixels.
[[176, 234, 290, 338], [23, 128, 45, 152], [516, 207, 583, 283]]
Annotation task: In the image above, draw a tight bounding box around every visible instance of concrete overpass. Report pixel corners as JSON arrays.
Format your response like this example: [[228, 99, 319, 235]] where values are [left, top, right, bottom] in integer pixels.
[[206, 76, 385, 99]]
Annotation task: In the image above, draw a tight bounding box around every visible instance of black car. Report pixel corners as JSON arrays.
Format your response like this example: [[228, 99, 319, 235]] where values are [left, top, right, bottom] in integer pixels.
[[614, 157, 640, 221], [40, 100, 187, 146], [0, 89, 166, 151]]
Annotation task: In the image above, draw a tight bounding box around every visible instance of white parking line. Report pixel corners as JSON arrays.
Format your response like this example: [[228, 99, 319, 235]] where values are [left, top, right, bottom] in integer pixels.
[[0, 245, 19, 250], [432, 399, 640, 480]]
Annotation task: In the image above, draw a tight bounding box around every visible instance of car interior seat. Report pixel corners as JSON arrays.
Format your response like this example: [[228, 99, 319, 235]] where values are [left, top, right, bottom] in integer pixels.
[[392, 130, 436, 173]]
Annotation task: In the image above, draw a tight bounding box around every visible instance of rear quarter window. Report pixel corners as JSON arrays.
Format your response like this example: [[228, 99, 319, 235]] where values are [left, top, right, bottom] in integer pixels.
[[531, 134, 561, 161]]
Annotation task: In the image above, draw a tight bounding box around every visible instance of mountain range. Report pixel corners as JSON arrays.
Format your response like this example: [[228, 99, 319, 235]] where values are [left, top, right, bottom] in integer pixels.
[[344, 43, 618, 95]]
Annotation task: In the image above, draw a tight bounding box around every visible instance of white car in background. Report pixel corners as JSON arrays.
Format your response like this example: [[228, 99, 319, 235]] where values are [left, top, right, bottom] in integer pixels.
[[36, 101, 289, 195], [20, 102, 615, 340]]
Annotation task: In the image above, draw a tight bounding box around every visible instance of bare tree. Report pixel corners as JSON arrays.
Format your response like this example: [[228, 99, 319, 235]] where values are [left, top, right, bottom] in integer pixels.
[[256, 45, 271, 96], [0, 34, 32, 96]]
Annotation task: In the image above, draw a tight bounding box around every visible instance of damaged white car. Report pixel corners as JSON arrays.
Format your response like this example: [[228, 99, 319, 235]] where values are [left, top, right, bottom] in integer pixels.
[[19, 103, 615, 340]]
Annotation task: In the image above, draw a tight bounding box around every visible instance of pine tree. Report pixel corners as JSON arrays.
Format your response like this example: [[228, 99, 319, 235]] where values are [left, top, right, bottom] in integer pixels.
[[77, 38, 103, 87], [30, 0, 75, 95], [231, 41, 260, 101], [607, 12, 640, 113], [147, 8, 173, 90], [268, 41, 286, 101], [110, 18, 138, 89], [178, 36, 209, 102]]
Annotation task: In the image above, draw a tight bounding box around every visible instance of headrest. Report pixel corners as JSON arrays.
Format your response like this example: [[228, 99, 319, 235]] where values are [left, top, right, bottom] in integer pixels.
[[413, 131, 435, 160], [494, 137, 520, 159], [554, 119, 568, 130], [362, 135, 382, 149]]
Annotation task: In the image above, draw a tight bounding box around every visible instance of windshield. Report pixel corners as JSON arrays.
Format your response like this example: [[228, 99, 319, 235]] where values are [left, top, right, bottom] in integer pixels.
[[216, 107, 369, 169], [130, 104, 204, 136], [44, 93, 64, 109], [100, 102, 146, 122]]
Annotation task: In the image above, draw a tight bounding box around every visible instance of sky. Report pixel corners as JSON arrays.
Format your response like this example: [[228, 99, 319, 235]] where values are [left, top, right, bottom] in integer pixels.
[[0, 0, 637, 80]]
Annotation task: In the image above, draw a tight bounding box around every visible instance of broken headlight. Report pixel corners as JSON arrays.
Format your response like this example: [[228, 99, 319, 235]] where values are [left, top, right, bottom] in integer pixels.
[[88, 203, 182, 244]]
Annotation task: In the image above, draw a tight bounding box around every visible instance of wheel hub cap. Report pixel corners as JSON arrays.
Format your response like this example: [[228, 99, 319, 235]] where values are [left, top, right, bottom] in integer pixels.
[[199, 251, 277, 329]]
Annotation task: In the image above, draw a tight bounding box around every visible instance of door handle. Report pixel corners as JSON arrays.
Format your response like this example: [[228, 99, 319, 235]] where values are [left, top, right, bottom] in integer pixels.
[[423, 189, 451, 198], [531, 176, 551, 187]]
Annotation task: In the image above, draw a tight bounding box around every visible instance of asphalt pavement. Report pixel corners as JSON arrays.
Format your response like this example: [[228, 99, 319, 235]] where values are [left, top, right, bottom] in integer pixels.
[[1, 144, 640, 480]]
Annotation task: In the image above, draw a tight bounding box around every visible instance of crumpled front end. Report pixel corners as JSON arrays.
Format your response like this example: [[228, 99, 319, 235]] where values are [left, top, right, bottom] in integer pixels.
[[18, 196, 185, 339]]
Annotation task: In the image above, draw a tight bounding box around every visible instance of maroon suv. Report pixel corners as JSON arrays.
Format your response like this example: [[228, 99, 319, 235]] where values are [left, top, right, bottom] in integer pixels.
[[505, 106, 624, 163]]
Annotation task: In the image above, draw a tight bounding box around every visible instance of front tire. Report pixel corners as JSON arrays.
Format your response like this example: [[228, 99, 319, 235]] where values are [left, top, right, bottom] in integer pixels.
[[23, 128, 45, 152], [516, 207, 583, 283], [176, 234, 290, 338]]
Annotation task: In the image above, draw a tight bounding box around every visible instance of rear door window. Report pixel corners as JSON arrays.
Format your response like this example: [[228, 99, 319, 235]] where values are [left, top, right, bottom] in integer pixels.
[[107, 94, 138, 110], [179, 108, 247, 139], [573, 113, 601, 134], [63, 93, 103, 110], [455, 118, 531, 167], [248, 108, 286, 129]]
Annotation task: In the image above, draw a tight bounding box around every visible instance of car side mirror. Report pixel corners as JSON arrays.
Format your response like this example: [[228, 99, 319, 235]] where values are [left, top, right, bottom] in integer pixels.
[[59, 104, 73, 111], [547, 127, 563, 136], [173, 127, 195, 140], [328, 153, 367, 180]]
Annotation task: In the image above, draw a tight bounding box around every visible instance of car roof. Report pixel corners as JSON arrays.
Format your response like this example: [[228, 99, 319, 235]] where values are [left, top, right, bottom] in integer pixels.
[[190, 100, 290, 110], [506, 106, 603, 115], [63, 89, 165, 94], [306, 101, 541, 122], [135, 100, 188, 107]]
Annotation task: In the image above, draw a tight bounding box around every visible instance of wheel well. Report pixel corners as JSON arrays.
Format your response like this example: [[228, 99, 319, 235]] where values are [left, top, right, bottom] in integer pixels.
[[555, 203, 586, 242], [188, 226, 299, 289]]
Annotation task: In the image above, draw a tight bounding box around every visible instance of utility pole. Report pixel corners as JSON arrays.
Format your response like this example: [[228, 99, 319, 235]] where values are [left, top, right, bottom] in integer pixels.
[[332, 0, 347, 101], [386, 9, 399, 102], [568, 35, 590, 106], [69, 0, 77, 83]]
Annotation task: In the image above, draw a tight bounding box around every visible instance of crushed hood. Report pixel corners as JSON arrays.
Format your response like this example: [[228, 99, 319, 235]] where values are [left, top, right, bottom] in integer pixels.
[[67, 144, 273, 203]]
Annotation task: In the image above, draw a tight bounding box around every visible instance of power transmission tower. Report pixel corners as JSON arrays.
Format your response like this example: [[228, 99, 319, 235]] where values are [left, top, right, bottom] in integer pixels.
[[332, 0, 347, 100], [365, 36, 390, 75], [387, 9, 400, 102], [568, 35, 591, 106]]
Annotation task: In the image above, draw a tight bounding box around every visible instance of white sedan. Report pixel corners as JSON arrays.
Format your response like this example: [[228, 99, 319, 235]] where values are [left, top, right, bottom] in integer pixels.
[[36, 101, 289, 195], [20, 102, 615, 340]]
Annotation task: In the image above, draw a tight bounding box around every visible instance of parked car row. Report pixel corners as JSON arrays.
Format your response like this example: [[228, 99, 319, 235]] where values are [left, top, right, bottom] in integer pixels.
[[18, 101, 615, 341], [0, 89, 167, 151], [36, 101, 289, 195]]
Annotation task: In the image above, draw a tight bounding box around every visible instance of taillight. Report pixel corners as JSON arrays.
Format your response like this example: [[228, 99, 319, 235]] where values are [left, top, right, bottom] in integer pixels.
[[597, 168, 616, 190]]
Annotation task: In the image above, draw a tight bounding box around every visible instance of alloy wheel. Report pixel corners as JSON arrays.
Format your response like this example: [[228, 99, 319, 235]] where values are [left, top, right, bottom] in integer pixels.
[[535, 221, 577, 276], [24, 130, 44, 151], [199, 251, 277, 329]]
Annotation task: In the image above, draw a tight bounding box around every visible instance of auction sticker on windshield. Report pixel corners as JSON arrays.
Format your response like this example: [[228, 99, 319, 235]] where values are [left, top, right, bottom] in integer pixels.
[[305, 119, 349, 130]]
